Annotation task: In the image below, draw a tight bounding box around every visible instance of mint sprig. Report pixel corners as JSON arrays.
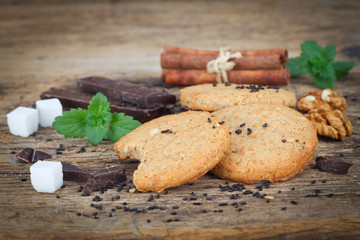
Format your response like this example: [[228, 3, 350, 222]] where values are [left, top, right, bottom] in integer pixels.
[[52, 93, 141, 146], [53, 108, 88, 138], [286, 40, 355, 89]]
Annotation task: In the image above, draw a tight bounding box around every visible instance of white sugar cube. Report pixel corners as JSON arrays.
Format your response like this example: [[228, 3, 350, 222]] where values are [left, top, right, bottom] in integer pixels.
[[7, 107, 39, 137], [36, 98, 63, 127], [30, 161, 63, 193]]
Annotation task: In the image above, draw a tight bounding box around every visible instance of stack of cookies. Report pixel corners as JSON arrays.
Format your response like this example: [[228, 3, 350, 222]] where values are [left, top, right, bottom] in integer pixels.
[[114, 83, 318, 192]]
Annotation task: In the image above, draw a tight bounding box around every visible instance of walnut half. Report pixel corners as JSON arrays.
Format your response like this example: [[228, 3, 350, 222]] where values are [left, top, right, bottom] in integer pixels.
[[305, 109, 352, 141], [298, 89, 352, 141], [297, 89, 347, 113]]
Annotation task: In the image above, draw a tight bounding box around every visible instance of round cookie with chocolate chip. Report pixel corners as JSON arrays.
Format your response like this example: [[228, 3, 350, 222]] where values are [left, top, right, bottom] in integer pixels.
[[114, 111, 231, 192], [180, 83, 296, 111], [211, 104, 318, 183]]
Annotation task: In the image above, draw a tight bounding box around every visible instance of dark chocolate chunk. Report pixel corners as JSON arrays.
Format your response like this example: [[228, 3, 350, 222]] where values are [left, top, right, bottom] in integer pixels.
[[343, 45, 360, 59], [61, 162, 94, 183], [40, 88, 164, 123], [83, 167, 127, 194], [16, 148, 52, 163], [315, 156, 353, 174], [77, 76, 176, 107]]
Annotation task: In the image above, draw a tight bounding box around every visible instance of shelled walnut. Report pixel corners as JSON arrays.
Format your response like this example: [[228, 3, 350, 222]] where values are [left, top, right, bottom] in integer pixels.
[[297, 89, 347, 113], [304, 109, 352, 141], [298, 89, 352, 141]]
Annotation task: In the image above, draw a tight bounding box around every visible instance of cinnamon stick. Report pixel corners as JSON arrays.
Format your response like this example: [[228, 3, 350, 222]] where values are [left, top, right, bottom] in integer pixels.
[[162, 69, 290, 86], [164, 46, 288, 64], [161, 53, 283, 70]]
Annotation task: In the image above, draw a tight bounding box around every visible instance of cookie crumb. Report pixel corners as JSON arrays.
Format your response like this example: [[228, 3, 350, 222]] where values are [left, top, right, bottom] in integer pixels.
[[264, 196, 274, 200]]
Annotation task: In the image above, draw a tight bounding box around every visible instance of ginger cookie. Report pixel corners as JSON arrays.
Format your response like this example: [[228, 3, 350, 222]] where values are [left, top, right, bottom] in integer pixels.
[[211, 104, 318, 183], [114, 111, 231, 192], [180, 83, 296, 111]]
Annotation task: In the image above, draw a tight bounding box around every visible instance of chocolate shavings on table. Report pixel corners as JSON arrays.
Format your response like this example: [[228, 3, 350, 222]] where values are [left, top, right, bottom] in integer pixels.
[[315, 156, 353, 174], [61, 162, 94, 183], [16, 148, 52, 163], [83, 167, 127, 194]]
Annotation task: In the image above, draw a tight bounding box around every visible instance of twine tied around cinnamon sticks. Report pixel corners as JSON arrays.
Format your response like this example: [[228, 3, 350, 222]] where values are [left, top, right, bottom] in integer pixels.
[[206, 47, 242, 83], [160, 46, 290, 86]]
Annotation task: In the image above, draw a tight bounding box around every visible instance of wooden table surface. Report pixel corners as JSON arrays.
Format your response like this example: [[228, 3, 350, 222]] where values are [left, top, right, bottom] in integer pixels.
[[0, 0, 359, 239]]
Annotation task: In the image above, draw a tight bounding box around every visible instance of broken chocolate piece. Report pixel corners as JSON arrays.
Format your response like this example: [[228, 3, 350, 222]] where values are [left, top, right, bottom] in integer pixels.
[[40, 88, 164, 123], [61, 162, 94, 183], [16, 148, 52, 163], [77, 76, 176, 107], [83, 167, 127, 194], [315, 156, 353, 174]]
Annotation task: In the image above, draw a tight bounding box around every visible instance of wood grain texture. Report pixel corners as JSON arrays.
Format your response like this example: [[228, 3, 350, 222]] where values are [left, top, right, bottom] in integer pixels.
[[0, 0, 359, 239]]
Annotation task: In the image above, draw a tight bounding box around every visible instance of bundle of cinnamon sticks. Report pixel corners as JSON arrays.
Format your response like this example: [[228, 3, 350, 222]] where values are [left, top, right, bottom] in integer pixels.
[[161, 46, 290, 86]]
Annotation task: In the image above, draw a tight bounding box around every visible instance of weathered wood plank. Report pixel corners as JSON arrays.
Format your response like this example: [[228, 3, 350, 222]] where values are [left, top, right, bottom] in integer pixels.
[[0, 75, 359, 239]]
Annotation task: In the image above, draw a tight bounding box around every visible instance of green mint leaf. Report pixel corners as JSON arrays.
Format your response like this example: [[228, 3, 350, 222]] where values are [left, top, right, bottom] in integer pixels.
[[106, 113, 141, 142], [319, 63, 336, 80], [85, 113, 108, 146], [306, 61, 333, 80], [286, 57, 303, 77], [52, 108, 88, 138], [295, 40, 356, 89], [313, 75, 336, 89], [301, 40, 322, 59], [310, 64, 337, 89], [304, 54, 330, 76], [322, 44, 336, 62], [332, 61, 356, 79], [99, 110, 113, 125], [87, 92, 110, 115], [52, 92, 141, 146]]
